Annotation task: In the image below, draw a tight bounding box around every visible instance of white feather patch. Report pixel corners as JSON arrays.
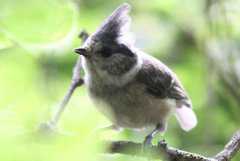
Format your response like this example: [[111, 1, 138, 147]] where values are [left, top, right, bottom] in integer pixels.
[[117, 32, 136, 47], [175, 106, 197, 131]]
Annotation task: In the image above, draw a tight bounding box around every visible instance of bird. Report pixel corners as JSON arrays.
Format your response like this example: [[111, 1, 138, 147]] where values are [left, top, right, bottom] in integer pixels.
[[74, 3, 197, 146]]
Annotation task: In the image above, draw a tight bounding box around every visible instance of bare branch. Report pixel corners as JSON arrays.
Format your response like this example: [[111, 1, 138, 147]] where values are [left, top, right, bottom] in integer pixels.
[[215, 130, 240, 161], [108, 141, 215, 161], [106, 130, 240, 161], [38, 30, 89, 133]]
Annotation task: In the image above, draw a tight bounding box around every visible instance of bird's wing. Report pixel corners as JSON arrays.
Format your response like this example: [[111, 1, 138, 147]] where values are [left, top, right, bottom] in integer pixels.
[[136, 54, 197, 131], [136, 56, 190, 106]]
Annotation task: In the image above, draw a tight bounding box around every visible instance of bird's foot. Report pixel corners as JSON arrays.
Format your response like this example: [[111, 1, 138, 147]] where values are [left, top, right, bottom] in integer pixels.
[[158, 139, 167, 149], [142, 135, 153, 154]]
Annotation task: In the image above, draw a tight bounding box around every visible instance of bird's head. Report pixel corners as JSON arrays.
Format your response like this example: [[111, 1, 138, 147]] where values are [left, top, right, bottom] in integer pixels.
[[75, 3, 138, 77]]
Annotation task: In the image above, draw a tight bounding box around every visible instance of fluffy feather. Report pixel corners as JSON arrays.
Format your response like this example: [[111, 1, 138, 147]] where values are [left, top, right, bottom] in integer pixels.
[[175, 106, 197, 131]]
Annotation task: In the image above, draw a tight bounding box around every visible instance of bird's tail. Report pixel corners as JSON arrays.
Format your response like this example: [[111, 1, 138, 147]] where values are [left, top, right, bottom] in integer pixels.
[[175, 106, 197, 131]]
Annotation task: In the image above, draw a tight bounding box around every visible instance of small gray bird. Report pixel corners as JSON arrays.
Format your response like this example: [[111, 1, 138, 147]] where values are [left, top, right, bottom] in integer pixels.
[[74, 3, 197, 145]]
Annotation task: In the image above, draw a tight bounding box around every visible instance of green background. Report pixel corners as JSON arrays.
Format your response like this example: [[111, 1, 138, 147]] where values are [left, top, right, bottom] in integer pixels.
[[0, 0, 239, 160]]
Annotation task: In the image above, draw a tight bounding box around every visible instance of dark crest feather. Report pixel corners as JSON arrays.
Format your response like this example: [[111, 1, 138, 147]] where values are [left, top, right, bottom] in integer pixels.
[[93, 3, 131, 42]]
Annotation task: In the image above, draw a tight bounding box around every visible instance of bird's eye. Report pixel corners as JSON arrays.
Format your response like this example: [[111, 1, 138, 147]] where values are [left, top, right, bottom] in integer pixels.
[[100, 47, 112, 58]]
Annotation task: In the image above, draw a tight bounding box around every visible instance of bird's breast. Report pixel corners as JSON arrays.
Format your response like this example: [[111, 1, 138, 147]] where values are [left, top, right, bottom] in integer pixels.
[[87, 79, 174, 129]]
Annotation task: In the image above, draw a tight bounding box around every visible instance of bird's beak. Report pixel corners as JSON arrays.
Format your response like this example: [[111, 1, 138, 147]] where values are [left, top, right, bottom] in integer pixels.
[[74, 48, 89, 58]]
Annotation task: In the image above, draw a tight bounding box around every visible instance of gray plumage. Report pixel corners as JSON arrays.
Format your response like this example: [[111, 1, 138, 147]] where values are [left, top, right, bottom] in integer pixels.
[[75, 3, 197, 133]]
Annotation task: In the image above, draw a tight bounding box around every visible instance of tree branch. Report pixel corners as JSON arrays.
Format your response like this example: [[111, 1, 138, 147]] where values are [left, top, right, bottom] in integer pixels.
[[38, 30, 88, 133], [106, 130, 240, 161], [215, 130, 240, 161]]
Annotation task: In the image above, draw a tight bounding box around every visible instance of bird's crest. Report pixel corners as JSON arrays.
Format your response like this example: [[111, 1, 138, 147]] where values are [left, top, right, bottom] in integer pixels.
[[93, 3, 132, 44]]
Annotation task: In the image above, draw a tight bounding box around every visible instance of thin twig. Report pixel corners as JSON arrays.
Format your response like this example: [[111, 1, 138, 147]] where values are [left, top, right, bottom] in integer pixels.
[[38, 30, 88, 132]]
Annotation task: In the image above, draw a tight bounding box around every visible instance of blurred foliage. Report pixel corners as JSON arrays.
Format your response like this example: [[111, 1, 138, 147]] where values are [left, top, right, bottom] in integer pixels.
[[0, 0, 239, 161]]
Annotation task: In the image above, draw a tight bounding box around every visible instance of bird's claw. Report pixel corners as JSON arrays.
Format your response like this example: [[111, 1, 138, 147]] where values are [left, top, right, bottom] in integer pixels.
[[142, 135, 153, 153], [158, 139, 167, 149]]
